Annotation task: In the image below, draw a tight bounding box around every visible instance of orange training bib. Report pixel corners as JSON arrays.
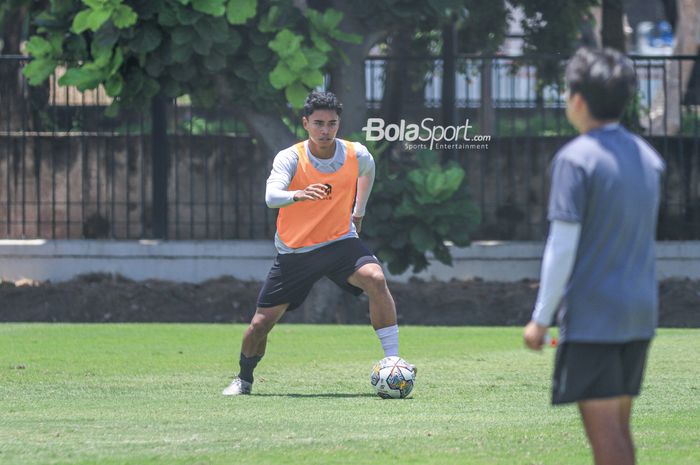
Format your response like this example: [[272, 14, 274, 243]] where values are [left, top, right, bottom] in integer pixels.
[[277, 140, 358, 248]]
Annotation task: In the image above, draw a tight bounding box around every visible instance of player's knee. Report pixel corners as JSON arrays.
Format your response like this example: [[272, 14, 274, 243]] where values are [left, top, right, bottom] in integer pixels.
[[250, 314, 275, 336], [360, 270, 388, 294]]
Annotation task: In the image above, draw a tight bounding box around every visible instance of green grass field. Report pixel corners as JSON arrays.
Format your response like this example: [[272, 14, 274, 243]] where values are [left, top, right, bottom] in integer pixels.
[[1, 324, 698, 465]]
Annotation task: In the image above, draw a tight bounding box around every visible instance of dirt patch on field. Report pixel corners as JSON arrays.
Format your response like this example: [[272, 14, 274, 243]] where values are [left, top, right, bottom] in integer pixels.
[[0, 273, 698, 327]]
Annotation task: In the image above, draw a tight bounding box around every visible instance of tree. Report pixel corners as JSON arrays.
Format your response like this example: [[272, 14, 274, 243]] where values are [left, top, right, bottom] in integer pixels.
[[322, 0, 472, 134], [23, 0, 361, 155], [21, 0, 485, 262], [22, 0, 604, 268], [511, 0, 599, 102], [1, 1, 28, 55]]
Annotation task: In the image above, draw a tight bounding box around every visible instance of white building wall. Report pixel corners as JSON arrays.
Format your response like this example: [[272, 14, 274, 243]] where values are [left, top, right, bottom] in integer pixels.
[[1, 240, 699, 283]]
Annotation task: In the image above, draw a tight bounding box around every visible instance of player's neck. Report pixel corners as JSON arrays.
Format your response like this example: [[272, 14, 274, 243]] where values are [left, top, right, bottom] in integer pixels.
[[307, 138, 336, 159], [578, 118, 619, 134]]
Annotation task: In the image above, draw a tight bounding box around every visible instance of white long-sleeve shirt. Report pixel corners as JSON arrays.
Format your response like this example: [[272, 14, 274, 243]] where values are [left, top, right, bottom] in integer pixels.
[[531, 220, 582, 327], [266, 139, 375, 254]]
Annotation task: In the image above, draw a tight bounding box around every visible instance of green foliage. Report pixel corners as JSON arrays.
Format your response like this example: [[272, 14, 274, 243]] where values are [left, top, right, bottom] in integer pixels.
[[22, 0, 358, 113], [351, 0, 465, 29], [267, 27, 324, 108], [263, 8, 360, 108], [23, 35, 63, 85], [355, 134, 480, 274], [226, 0, 256, 24], [192, 0, 226, 17], [621, 91, 643, 133], [457, 0, 508, 54], [510, 0, 599, 90], [71, 0, 137, 33], [513, 0, 599, 57]]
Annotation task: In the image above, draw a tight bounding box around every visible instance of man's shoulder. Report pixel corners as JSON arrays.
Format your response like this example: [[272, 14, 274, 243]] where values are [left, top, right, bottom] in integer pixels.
[[275, 143, 303, 161], [629, 133, 665, 172], [338, 139, 372, 159], [554, 134, 597, 166], [271, 144, 302, 173]]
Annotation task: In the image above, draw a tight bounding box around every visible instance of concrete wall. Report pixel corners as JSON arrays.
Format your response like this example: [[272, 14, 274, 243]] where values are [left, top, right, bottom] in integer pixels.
[[1, 239, 699, 283]]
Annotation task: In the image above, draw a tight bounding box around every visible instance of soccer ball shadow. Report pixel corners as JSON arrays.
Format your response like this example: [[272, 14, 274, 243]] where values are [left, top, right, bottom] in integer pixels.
[[252, 393, 377, 398]]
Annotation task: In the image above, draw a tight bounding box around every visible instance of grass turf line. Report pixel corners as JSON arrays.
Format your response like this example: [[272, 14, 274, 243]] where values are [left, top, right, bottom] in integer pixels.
[[0, 324, 698, 465]]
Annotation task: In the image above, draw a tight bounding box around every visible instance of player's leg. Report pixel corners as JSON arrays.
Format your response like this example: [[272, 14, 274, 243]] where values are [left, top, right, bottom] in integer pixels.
[[618, 395, 635, 463], [324, 238, 400, 358], [241, 304, 289, 358], [224, 251, 317, 396], [578, 396, 635, 465], [347, 262, 397, 330], [615, 339, 651, 463], [222, 304, 289, 396], [347, 262, 400, 358], [223, 303, 291, 396]]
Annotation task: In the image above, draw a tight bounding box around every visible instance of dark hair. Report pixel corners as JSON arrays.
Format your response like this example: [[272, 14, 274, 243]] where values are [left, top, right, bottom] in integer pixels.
[[302, 91, 343, 117], [565, 47, 637, 120]]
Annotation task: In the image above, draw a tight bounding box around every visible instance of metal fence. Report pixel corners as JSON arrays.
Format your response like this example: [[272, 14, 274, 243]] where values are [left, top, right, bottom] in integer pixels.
[[1, 54, 699, 240], [1, 55, 273, 240], [368, 54, 700, 137]]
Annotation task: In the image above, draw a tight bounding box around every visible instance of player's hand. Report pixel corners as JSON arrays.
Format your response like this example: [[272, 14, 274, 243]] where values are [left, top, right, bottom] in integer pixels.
[[293, 183, 330, 202], [523, 320, 549, 351], [352, 215, 363, 233]]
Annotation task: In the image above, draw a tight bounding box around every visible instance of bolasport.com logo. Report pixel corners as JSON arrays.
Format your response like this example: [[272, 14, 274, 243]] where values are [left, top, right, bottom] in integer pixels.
[[362, 118, 491, 151]]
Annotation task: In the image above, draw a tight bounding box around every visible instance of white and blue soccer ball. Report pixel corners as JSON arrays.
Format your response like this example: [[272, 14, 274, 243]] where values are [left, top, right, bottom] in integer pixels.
[[370, 356, 416, 399]]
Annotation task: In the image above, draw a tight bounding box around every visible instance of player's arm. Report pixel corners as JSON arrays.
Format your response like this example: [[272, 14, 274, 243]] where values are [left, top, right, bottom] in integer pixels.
[[524, 220, 581, 350], [351, 143, 376, 233], [265, 149, 328, 208]]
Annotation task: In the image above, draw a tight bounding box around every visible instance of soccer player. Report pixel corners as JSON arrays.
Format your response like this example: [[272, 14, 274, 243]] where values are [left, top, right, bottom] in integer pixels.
[[223, 91, 407, 396], [524, 47, 665, 465]]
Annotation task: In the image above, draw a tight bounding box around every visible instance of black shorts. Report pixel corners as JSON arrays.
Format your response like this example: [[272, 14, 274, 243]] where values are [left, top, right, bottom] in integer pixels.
[[257, 237, 380, 311], [552, 339, 651, 405]]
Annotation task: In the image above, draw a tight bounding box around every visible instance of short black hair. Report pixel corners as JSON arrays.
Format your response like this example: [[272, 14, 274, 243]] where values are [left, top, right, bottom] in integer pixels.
[[302, 91, 343, 117], [565, 47, 637, 120]]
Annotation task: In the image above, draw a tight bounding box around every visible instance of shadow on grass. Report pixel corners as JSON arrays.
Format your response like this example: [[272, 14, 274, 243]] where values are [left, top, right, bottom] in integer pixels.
[[252, 393, 378, 398]]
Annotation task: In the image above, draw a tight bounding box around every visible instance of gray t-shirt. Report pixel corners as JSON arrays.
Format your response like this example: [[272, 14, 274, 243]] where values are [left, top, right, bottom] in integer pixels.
[[548, 124, 665, 343]]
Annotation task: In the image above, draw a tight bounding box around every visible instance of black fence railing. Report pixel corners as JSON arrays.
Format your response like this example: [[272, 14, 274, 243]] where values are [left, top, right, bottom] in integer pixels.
[[1, 54, 699, 240], [1, 55, 274, 240], [367, 54, 700, 138]]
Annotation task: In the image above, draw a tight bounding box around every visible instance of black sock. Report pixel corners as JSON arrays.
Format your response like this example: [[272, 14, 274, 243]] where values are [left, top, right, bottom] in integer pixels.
[[238, 353, 262, 383]]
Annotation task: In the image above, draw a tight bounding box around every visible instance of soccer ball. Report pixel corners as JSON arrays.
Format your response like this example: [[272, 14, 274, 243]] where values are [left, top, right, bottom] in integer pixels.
[[370, 356, 416, 399]]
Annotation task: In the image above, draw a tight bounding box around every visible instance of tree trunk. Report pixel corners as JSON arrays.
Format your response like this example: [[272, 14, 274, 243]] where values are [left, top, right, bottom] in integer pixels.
[[380, 27, 415, 125], [298, 277, 357, 323], [602, 0, 626, 51], [1, 3, 27, 131], [1, 3, 25, 54], [27, 0, 51, 132], [479, 59, 495, 135], [329, 46, 368, 136], [237, 109, 297, 156], [328, 2, 384, 136], [442, 20, 457, 159], [649, 0, 700, 135], [1, 2, 50, 132]]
